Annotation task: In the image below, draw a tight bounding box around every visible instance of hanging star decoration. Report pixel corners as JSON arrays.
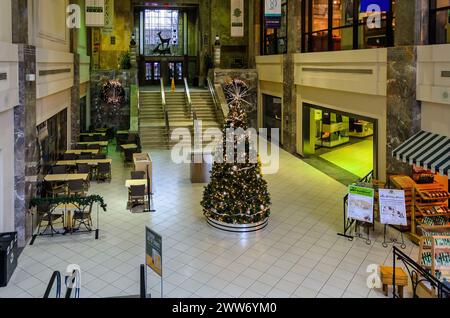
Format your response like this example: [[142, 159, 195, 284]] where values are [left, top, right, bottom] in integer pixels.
[[101, 80, 125, 106], [223, 78, 255, 112]]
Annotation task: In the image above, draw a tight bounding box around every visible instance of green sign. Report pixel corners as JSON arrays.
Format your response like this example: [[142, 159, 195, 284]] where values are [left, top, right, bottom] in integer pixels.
[[348, 184, 374, 223]]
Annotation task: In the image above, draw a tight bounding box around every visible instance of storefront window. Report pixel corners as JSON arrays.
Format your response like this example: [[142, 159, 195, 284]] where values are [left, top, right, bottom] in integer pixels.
[[261, 0, 288, 55], [302, 0, 395, 52], [430, 0, 450, 44]]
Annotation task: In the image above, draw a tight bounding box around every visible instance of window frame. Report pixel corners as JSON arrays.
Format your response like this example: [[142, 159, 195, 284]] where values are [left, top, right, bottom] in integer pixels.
[[429, 0, 450, 44], [301, 0, 395, 53]]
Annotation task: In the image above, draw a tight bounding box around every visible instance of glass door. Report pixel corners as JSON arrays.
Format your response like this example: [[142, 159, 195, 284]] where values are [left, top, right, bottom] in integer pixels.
[[168, 62, 184, 84], [144, 62, 161, 85]]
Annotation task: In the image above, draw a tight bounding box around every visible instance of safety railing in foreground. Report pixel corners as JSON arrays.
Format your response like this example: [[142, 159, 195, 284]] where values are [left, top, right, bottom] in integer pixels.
[[160, 78, 170, 143]]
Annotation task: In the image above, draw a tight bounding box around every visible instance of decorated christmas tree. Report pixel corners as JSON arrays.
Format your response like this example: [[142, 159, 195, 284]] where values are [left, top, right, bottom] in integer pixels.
[[201, 79, 271, 225]]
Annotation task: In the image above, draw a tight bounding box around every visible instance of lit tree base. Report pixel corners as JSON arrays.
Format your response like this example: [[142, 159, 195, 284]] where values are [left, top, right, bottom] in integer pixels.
[[205, 216, 269, 233]]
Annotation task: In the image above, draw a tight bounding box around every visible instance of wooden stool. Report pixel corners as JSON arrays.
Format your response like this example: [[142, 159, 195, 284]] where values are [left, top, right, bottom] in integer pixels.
[[380, 266, 409, 298]]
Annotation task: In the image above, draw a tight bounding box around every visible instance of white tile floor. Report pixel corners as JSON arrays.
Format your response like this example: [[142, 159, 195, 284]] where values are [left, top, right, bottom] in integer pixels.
[[0, 145, 419, 298]]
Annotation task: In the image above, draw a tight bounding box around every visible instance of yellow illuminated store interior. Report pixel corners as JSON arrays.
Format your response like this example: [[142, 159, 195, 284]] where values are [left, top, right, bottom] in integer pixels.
[[0, 0, 449, 302]]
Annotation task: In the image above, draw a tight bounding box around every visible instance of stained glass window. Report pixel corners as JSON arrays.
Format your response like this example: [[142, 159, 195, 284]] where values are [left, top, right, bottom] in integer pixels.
[[144, 10, 180, 56]]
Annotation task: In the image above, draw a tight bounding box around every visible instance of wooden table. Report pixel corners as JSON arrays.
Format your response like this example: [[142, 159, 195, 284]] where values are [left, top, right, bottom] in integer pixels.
[[80, 132, 106, 137], [121, 144, 138, 150], [56, 159, 112, 166], [44, 174, 89, 182], [95, 128, 108, 133], [125, 179, 148, 188], [116, 130, 130, 136], [53, 203, 79, 231], [65, 149, 99, 155], [380, 265, 409, 298], [77, 141, 108, 147]]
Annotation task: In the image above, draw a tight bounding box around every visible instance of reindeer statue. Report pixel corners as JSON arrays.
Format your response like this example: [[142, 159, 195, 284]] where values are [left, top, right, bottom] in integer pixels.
[[152, 31, 172, 55]]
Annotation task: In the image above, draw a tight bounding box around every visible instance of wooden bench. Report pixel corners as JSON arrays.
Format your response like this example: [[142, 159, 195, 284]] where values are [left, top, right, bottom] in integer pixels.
[[380, 266, 409, 298]]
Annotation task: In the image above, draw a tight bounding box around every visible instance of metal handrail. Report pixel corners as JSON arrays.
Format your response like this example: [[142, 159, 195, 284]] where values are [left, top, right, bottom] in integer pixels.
[[207, 77, 222, 123], [393, 246, 450, 298], [160, 79, 170, 142], [43, 271, 62, 298], [184, 77, 193, 118]]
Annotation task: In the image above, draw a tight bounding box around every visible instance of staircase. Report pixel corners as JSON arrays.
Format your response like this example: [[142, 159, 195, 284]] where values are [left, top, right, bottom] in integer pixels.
[[139, 91, 169, 148], [190, 91, 222, 146]]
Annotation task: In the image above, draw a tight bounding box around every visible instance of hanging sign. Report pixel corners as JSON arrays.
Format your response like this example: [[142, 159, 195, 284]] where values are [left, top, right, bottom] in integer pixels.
[[360, 0, 390, 12], [101, 0, 115, 34], [379, 189, 407, 226], [86, 0, 105, 27], [145, 227, 162, 277], [348, 185, 374, 223], [265, 0, 282, 29], [231, 0, 244, 37]]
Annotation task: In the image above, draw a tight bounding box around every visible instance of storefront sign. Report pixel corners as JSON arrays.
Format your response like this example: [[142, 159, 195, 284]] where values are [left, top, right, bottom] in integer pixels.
[[360, 0, 390, 12], [379, 189, 407, 226], [265, 0, 282, 29], [145, 227, 162, 277], [348, 185, 374, 223], [86, 0, 105, 27], [231, 0, 244, 37]]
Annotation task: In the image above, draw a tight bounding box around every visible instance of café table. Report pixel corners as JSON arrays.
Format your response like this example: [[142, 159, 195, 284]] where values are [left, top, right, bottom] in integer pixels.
[[65, 149, 99, 155], [44, 174, 89, 182], [56, 159, 112, 166], [80, 132, 106, 137], [121, 144, 138, 150]]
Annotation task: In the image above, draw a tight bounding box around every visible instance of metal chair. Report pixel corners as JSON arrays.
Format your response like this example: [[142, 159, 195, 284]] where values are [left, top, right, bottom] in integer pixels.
[[97, 162, 112, 182], [124, 149, 135, 167], [88, 144, 101, 150], [68, 180, 86, 197], [84, 136, 94, 142], [77, 164, 91, 188], [46, 181, 67, 198], [79, 153, 92, 160], [36, 202, 63, 236], [72, 203, 93, 232], [63, 153, 77, 161], [52, 166, 67, 174], [131, 171, 146, 180], [92, 154, 107, 160], [78, 144, 88, 150], [128, 185, 146, 208]]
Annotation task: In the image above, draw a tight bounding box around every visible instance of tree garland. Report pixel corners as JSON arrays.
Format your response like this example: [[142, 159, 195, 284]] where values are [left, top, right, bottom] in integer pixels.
[[30, 195, 108, 212]]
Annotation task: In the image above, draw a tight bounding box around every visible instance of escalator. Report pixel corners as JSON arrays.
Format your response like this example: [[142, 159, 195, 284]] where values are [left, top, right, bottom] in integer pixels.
[[43, 268, 81, 299]]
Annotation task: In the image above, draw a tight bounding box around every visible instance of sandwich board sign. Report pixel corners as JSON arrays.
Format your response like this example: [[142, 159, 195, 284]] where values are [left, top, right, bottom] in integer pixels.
[[145, 227, 162, 277]]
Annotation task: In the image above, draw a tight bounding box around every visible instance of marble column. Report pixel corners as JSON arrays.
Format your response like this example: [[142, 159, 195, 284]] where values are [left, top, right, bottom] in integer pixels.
[[386, 46, 422, 176], [11, 0, 28, 44], [71, 53, 81, 145], [282, 0, 301, 153], [198, 0, 211, 85], [14, 45, 38, 247]]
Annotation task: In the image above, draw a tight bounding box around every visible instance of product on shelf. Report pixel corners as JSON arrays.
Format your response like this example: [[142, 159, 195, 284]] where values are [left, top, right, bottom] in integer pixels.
[[422, 216, 448, 226]]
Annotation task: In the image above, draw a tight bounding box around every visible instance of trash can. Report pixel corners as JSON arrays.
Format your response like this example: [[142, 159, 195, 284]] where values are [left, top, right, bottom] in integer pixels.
[[0, 232, 18, 287]]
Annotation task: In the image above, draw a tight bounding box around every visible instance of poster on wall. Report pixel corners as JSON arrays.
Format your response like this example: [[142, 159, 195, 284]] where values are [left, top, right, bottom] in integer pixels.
[[101, 0, 115, 34], [231, 0, 244, 37], [379, 189, 407, 226], [86, 0, 105, 27], [265, 0, 282, 29], [145, 227, 162, 277], [348, 185, 374, 223]]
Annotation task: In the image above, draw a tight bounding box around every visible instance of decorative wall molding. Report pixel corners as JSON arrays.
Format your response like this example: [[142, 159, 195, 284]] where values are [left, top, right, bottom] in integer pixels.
[[417, 44, 450, 105], [293, 48, 388, 97], [301, 68, 373, 75], [0, 42, 19, 113], [39, 68, 71, 76], [255, 55, 283, 83]]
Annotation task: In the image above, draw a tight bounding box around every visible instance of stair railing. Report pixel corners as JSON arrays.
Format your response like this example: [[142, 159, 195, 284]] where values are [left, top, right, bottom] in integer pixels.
[[43, 271, 62, 298], [207, 77, 228, 124], [160, 78, 170, 144], [184, 77, 195, 119]]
